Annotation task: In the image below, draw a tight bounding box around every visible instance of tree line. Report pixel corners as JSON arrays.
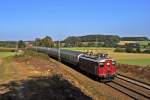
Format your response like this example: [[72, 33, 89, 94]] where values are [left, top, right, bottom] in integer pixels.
[[63, 35, 149, 47], [33, 36, 54, 47], [0, 36, 54, 49], [0, 41, 17, 48], [0, 35, 149, 48], [121, 37, 149, 41]]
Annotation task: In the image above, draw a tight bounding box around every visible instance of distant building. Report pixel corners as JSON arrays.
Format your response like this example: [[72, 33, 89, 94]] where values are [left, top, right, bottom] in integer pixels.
[[26, 42, 33, 48], [126, 43, 140, 48], [117, 41, 137, 46]]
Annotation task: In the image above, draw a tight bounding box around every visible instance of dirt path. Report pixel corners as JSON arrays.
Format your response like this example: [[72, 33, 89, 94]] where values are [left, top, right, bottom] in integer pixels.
[[0, 58, 2, 65]]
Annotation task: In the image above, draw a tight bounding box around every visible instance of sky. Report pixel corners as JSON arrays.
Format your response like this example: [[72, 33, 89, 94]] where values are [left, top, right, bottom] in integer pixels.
[[0, 0, 150, 41]]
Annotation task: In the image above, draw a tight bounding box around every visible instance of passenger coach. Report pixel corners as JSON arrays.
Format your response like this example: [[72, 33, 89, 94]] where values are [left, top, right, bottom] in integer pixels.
[[29, 47, 117, 81]]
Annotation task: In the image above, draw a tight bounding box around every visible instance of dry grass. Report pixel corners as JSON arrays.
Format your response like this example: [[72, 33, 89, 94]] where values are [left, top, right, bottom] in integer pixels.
[[0, 51, 131, 100]]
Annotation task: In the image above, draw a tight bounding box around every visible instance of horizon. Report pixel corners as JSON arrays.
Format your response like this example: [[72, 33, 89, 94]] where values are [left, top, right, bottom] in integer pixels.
[[0, 34, 149, 41], [0, 0, 150, 41]]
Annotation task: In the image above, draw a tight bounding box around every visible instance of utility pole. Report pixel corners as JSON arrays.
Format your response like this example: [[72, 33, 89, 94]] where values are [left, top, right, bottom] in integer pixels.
[[58, 40, 61, 61], [35, 40, 37, 52], [96, 37, 98, 47], [16, 40, 18, 51]]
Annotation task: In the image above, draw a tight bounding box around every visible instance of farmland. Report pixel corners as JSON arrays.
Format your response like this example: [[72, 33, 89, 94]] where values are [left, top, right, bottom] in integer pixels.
[[64, 47, 150, 66], [118, 40, 150, 45]]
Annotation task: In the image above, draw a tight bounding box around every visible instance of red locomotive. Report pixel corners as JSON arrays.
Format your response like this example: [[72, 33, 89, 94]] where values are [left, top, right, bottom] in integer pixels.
[[79, 54, 116, 80], [30, 47, 117, 81]]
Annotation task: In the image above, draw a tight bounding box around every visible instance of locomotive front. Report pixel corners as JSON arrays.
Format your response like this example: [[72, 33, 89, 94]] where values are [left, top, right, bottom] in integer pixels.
[[98, 59, 116, 80], [79, 53, 117, 81]]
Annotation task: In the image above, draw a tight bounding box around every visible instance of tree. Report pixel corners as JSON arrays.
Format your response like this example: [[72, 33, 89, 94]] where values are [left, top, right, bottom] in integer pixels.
[[34, 38, 41, 46], [125, 47, 136, 53], [40, 36, 54, 47], [64, 36, 81, 47], [136, 48, 141, 53], [33, 36, 54, 47], [18, 40, 26, 48], [0, 41, 16, 48], [121, 37, 149, 41]]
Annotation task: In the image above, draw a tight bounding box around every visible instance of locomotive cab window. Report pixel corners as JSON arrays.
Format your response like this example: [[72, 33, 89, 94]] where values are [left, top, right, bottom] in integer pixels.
[[99, 62, 104, 67]]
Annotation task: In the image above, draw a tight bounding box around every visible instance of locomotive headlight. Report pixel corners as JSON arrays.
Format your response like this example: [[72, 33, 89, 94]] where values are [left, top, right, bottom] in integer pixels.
[[107, 63, 110, 66], [112, 61, 116, 66]]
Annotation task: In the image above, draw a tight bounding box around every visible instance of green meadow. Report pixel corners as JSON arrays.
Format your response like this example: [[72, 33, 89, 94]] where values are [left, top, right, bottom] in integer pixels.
[[64, 47, 150, 66], [0, 52, 17, 58]]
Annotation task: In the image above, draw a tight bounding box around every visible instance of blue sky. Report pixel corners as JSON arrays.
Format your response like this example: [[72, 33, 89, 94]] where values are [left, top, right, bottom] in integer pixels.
[[0, 0, 150, 40]]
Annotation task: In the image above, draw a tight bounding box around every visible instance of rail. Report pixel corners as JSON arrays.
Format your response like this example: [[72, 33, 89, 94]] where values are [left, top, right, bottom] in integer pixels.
[[105, 74, 150, 100]]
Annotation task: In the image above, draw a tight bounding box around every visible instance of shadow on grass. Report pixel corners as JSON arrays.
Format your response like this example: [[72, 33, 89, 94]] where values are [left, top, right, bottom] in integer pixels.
[[0, 74, 92, 100]]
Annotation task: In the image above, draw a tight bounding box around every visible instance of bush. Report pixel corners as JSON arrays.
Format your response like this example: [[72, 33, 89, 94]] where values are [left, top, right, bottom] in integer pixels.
[[136, 48, 141, 53], [114, 48, 125, 52], [125, 48, 136, 53], [23, 50, 50, 60], [143, 49, 150, 54]]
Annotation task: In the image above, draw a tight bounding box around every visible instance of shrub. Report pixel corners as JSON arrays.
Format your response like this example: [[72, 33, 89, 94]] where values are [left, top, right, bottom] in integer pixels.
[[24, 50, 50, 60], [14, 52, 25, 58], [114, 48, 125, 52], [125, 48, 136, 53], [136, 48, 141, 53], [143, 49, 150, 54]]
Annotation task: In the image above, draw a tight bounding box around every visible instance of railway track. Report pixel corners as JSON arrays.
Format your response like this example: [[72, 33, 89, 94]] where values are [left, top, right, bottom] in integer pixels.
[[106, 74, 150, 100]]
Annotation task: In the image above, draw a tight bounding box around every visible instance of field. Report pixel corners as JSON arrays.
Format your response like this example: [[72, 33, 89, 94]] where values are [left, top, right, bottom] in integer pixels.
[[137, 41, 150, 45], [0, 52, 17, 58], [118, 41, 150, 46], [0, 52, 23, 83], [64, 47, 150, 66]]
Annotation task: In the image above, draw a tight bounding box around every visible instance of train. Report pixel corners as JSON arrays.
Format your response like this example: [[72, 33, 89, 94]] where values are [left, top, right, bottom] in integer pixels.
[[29, 47, 117, 81]]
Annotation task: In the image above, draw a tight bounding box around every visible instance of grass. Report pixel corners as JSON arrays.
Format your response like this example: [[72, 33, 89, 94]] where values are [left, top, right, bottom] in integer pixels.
[[0, 52, 18, 58], [0, 58, 17, 82], [117, 58, 150, 66], [64, 47, 150, 66], [137, 41, 150, 45], [64, 47, 114, 51], [0, 52, 23, 83]]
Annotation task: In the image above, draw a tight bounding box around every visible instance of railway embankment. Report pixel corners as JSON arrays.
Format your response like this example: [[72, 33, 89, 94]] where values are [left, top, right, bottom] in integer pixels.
[[0, 51, 132, 100], [117, 64, 150, 84]]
